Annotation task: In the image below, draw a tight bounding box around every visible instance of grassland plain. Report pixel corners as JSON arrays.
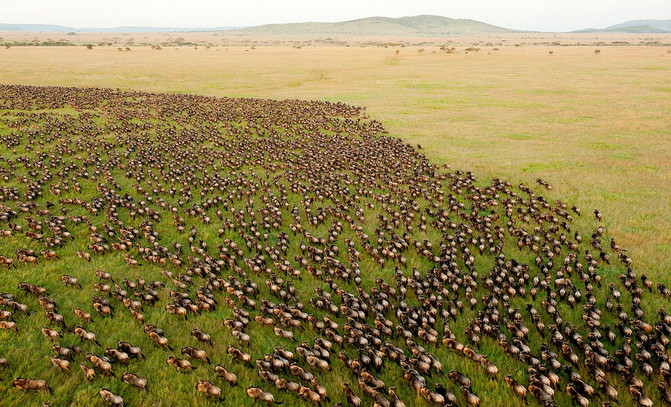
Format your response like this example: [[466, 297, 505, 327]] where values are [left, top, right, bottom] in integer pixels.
[[0, 41, 670, 407], [0, 41, 670, 279], [0, 82, 667, 407]]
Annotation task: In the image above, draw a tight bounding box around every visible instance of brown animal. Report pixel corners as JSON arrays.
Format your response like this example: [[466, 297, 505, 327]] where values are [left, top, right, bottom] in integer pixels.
[[117, 342, 145, 359], [0, 320, 18, 331], [505, 375, 526, 398], [99, 388, 124, 406], [74, 326, 99, 345], [86, 353, 112, 376], [273, 326, 296, 342], [74, 308, 92, 323], [148, 331, 173, 350], [61, 274, 81, 288], [123, 372, 148, 391], [18, 254, 38, 265], [77, 250, 91, 262], [310, 378, 329, 402], [274, 378, 301, 394], [80, 363, 96, 380], [419, 387, 445, 406], [298, 385, 322, 406], [388, 387, 405, 407], [214, 364, 238, 386], [52, 344, 78, 360], [462, 388, 480, 406], [95, 270, 114, 282], [246, 386, 282, 405], [105, 348, 130, 364], [13, 377, 52, 393], [196, 380, 223, 401], [343, 382, 361, 407], [227, 345, 252, 365], [45, 311, 65, 327], [41, 250, 59, 260], [50, 357, 70, 372], [181, 346, 210, 364], [191, 328, 213, 346], [0, 255, 15, 268], [41, 327, 60, 339], [166, 356, 194, 372]]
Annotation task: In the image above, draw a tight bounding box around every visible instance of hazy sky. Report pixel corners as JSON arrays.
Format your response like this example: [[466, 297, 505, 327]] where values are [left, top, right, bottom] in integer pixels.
[[3, 0, 670, 32]]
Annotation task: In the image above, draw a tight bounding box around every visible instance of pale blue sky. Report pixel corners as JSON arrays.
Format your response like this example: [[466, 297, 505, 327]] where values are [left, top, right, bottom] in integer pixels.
[[3, 0, 670, 32]]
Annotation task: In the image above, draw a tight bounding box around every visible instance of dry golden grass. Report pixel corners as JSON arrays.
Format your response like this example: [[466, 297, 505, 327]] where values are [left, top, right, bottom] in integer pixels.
[[1, 40, 670, 277]]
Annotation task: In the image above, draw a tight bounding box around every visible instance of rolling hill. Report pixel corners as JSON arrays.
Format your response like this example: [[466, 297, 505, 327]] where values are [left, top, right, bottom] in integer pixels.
[[0, 15, 514, 35], [575, 19, 671, 33], [233, 15, 515, 36]]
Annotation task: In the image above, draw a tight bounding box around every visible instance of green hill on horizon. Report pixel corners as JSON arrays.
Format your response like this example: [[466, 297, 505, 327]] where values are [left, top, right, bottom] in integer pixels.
[[233, 14, 516, 36]]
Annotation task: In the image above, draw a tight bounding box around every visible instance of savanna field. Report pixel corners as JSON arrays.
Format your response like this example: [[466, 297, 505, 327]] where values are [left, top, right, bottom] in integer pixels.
[[0, 39, 670, 407]]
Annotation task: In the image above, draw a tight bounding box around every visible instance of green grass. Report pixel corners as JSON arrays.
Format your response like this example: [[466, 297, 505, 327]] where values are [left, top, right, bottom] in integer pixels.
[[0, 84, 669, 407], [0, 42, 669, 407]]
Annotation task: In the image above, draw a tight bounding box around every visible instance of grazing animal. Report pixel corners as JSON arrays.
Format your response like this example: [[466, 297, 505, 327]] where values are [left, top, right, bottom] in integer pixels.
[[80, 363, 96, 380], [122, 372, 148, 391], [99, 388, 124, 406], [166, 356, 194, 372], [227, 346, 252, 365], [117, 342, 145, 359], [1, 83, 669, 407], [0, 320, 18, 331], [214, 364, 238, 386], [74, 307, 92, 323], [13, 377, 52, 393], [343, 382, 362, 407], [50, 357, 70, 372], [196, 380, 223, 400], [246, 386, 282, 405], [181, 346, 210, 364], [86, 353, 112, 376], [191, 328, 213, 346]]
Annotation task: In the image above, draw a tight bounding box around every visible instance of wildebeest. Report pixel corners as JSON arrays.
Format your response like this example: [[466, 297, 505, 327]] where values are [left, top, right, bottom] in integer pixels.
[[13, 377, 52, 393], [122, 372, 148, 391], [246, 386, 282, 405], [196, 380, 223, 401], [99, 388, 124, 406]]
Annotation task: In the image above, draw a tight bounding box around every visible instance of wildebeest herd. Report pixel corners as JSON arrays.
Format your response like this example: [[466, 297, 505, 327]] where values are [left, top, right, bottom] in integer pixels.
[[0, 84, 669, 406]]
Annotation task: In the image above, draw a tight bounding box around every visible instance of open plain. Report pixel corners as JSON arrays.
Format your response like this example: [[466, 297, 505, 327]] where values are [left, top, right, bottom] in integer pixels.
[[0, 34, 670, 406], [1, 37, 670, 275]]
